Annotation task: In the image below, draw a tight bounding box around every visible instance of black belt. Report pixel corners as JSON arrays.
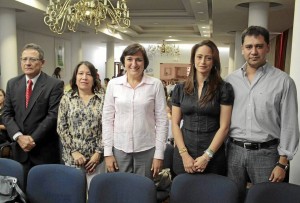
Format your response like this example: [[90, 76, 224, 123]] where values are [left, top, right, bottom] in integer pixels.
[[230, 138, 279, 150]]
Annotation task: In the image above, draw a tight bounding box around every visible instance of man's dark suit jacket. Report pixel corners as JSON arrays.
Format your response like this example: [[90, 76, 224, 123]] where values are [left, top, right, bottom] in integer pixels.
[[3, 71, 64, 165]]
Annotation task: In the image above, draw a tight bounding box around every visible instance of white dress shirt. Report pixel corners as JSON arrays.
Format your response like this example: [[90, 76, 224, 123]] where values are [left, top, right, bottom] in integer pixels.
[[102, 74, 168, 159]]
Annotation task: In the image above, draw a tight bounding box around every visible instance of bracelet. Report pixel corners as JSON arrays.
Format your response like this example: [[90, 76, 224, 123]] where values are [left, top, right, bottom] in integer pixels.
[[204, 148, 215, 158], [179, 147, 187, 154], [202, 154, 210, 162]]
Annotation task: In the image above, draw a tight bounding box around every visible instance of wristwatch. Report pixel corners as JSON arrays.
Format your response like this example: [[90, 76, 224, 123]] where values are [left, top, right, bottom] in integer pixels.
[[276, 162, 289, 171]]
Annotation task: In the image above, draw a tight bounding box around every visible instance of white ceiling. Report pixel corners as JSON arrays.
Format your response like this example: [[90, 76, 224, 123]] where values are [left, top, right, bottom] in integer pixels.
[[0, 0, 296, 47]]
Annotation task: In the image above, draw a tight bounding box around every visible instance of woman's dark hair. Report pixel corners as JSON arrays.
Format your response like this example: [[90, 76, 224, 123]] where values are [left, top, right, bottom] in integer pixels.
[[120, 43, 149, 70], [0, 89, 6, 97], [241, 25, 270, 45], [184, 40, 223, 105], [53, 67, 61, 78], [70, 61, 100, 93]]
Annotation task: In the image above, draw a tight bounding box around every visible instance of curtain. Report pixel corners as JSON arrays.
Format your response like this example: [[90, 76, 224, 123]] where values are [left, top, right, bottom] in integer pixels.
[[274, 29, 289, 71]]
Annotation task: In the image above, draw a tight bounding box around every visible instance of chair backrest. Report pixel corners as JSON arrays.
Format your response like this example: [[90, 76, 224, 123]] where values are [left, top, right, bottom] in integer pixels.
[[170, 173, 239, 203], [0, 158, 24, 190], [163, 143, 174, 169], [163, 143, 175, 178], [88, 172, 157, 203], [245, 182, 300, 203], [26, 164, 86, 203]]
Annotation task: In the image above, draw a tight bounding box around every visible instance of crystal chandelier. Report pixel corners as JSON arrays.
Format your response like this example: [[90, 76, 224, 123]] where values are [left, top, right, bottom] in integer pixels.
[[147, 40, 180, 57], [44, 0, 130, 34]]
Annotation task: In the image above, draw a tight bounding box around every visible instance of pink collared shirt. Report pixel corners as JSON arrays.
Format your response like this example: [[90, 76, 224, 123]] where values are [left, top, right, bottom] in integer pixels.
[[102, 74, 168, 159]]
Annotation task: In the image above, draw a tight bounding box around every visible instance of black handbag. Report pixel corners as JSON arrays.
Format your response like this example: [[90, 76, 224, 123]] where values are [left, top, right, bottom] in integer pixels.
[[0, 142, 12, 159], [154, 168, 172, 191], [0, 176, 27, 203]]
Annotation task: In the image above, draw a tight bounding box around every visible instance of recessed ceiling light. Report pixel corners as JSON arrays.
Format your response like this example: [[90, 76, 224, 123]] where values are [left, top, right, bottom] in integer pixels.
[[165, 39, 180, 42], [197, 11, 204, 14]]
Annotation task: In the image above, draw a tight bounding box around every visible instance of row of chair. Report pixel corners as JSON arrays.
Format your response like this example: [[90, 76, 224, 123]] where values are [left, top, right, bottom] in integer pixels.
[[0, 159, 155, 203], [170, 174, 300, 203], [1, 158, 300, 203]]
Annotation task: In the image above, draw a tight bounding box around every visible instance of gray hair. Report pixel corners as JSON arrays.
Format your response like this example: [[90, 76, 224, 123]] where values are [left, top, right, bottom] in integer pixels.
[[22, 43, 45, 60]]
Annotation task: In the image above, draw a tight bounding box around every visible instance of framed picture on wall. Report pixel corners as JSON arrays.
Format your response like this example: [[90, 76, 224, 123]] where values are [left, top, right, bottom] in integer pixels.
[[55, 39, 64, 68], [160, 63, 190, 82], [164, 67, 172, 76]]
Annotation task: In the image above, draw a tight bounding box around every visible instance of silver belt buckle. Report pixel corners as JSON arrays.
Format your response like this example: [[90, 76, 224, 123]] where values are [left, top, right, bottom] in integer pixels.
[[243, 142, 252, 148]]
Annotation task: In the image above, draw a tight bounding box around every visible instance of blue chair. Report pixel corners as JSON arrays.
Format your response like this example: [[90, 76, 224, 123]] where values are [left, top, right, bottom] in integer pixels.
[[245, 182, 300, 203], [88, 172, 157, 203], [0, 158, 25, 190], [26, 164, 86, 203], [170, 173, 239, 203]]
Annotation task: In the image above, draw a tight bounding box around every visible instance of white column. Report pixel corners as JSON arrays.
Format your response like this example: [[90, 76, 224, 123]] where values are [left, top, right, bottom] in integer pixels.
[[233, 31, 244, 70], [0, 8, 18, 90], [71, 33, 82, 70], [289, 0, 300, 185], [248, 2, 269, 28], [106, 42, 114, 78], [232, 2, 270, 72], [227, 43, 235, 75]]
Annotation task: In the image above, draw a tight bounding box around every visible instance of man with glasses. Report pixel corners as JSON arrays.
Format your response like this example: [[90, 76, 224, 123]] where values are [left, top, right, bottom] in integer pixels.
[[3, 43, 64, 181]]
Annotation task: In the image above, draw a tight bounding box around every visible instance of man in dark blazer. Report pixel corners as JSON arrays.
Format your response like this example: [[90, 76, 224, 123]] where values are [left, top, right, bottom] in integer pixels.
[[3, 43, 64, 178]]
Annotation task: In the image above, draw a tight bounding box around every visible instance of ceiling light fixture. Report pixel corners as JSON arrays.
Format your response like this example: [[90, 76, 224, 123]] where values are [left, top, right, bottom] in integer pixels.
[[147, 40, 180, 57], [44, 0, 130, 34]]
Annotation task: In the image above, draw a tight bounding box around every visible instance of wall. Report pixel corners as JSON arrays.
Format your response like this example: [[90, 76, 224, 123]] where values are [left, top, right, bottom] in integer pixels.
[[16, 29, 71, 85], [17, 30, 55, 76], [141, 44, 230, 79], [289, 0, 300, 184], [14, 28, 295, 85], [81, 43, 106, 81], [81, 44, 128, 81], [15, 32, 230, 83], [284, 28, 293, 74], [267, 37, 276, 67]]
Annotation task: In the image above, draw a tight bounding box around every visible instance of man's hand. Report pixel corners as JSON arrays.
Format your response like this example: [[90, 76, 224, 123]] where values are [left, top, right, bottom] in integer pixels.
[[269, 166, 286, 182], [17, 135, 36, 152]]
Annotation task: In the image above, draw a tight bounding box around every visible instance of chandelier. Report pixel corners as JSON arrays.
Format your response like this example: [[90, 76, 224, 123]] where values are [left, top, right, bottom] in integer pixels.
[[44, 0, 130, 34], [147, 40, 180, 57]]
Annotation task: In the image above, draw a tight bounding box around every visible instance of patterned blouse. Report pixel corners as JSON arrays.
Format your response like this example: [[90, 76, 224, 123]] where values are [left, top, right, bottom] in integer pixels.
[[57, 89, 105, 166]]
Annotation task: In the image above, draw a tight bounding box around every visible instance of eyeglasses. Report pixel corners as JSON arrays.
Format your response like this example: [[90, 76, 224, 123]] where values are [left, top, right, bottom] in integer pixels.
[[20, 57, 41, 63]]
